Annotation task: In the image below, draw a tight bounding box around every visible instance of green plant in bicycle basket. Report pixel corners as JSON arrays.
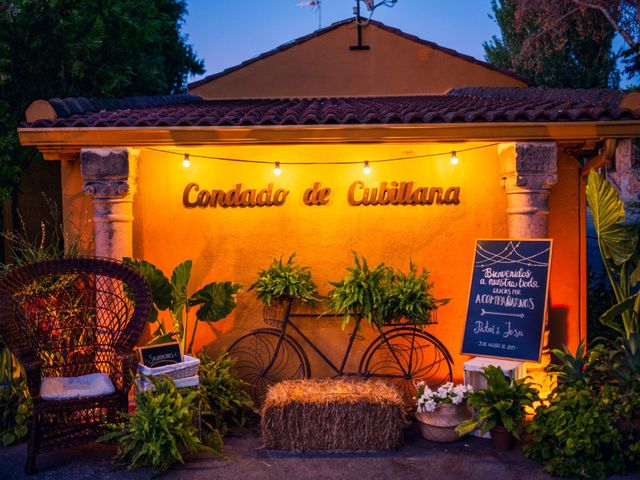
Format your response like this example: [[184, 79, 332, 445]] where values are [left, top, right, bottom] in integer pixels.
[[383, 262, 449, 327], [99, 376, 217, 473], [123, 258, 242, 354], [249, 253, 320, 306], [328, 254, 448, 329], [327, 254, 390, 329]]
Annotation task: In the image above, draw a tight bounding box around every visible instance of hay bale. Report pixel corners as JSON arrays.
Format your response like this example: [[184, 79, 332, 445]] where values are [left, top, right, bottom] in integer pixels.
[[261, 379, 406, 451]]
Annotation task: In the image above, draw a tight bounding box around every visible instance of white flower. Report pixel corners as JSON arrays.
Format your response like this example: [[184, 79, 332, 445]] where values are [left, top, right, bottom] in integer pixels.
[[415, 382, 474, 409]]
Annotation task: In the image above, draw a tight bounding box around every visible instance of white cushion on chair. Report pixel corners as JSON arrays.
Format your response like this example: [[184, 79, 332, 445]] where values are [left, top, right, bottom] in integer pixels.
[[40, 373, 116, 401]]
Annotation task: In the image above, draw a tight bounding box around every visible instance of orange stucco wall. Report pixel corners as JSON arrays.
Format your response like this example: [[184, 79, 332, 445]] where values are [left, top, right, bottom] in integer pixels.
[[59, 142, 582, 381], [190, 23, 526, 99]]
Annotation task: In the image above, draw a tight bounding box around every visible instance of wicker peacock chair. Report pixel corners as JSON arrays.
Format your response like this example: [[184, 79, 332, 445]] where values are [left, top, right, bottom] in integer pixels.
[[0, 257, 152, 474]]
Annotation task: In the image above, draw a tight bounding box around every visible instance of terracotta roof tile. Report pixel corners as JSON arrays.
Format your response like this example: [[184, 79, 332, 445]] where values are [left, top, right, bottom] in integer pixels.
[[22, 89, 640, 129]]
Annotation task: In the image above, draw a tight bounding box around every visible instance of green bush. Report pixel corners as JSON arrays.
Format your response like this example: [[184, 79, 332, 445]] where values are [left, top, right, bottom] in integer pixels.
[[99, 376, 214, 473], [198, 351, 257, 435], [524, 385, 630, 479], [0, 347, 31, 446]]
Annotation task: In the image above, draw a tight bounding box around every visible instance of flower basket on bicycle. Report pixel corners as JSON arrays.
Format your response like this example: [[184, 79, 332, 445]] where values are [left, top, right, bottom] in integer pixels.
[[382, 309, 439, 327], [262, 299, 292, 327]]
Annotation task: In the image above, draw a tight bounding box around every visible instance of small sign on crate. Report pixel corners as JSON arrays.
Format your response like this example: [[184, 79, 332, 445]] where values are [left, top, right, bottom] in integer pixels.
[[138, 341, 183, 368]]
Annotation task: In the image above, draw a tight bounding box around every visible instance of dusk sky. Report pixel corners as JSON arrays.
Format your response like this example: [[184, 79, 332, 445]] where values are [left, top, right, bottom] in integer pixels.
[[184, 0, 501, 83]]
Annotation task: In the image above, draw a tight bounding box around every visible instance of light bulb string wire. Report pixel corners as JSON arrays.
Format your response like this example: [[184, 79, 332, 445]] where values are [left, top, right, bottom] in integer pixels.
[[147, 142, 499, 166]]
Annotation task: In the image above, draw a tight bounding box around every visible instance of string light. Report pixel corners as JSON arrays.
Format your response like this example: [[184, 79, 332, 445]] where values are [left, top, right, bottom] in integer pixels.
[[182, 153, 191, 168], [273, 161, 281, 175], [150, 142, 498, 167], [363, 160, 371, 175]]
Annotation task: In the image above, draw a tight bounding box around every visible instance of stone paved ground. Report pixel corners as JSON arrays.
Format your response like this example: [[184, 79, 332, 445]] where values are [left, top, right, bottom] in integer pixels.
[[0, 426, 637, 480]]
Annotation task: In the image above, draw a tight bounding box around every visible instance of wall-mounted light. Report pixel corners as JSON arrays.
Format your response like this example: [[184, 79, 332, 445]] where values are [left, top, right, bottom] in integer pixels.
[[273, 161, 282, 175], [363, 160, 371, 175], [182, 153, 191, 168], [450, 151, 459, 165]]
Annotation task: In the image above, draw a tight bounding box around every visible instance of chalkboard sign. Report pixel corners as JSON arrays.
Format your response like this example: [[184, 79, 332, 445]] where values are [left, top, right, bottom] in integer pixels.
[[138, 342, 183, 368], [461, 239, 552, 362]]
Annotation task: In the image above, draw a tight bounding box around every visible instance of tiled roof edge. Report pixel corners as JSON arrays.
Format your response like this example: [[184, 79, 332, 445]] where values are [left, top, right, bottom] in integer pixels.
[[448, 87, 627, 109], [45, 94, 202, 120], [187, 18, 529, 90]]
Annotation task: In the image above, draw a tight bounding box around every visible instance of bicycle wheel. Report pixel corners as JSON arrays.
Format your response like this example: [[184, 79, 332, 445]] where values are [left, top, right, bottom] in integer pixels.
[[359, 327, 453, 404], [227, 328, 310, 404]]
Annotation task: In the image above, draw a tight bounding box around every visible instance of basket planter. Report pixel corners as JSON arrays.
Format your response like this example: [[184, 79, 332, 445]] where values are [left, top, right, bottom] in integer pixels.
[[138, 354, 200, 381], [262, 300, 291, 327], [415, 403, 471, 442]]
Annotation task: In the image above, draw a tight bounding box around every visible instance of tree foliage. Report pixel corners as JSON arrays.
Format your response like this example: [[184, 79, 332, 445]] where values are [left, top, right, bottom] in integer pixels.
[[517, 0, 639, 79], [0, 0, 204, 201], [485, 0, 620, 88]]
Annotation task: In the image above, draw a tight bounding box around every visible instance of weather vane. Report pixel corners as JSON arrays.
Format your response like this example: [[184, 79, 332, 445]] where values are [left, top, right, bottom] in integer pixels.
[[350, 0, 399, 50]]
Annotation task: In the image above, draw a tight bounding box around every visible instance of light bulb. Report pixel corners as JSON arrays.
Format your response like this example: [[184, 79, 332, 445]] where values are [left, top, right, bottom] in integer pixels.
[[273, 161, 281, 175], [450, 151, 459, 165], [182, 153, 191, 168], [363, 160, 371, 175]]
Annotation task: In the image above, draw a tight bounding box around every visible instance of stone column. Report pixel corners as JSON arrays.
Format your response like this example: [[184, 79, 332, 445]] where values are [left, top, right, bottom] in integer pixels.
[[500, 142, 557, 372], [81, 148, 137, 259], [500, 142, 558, 238]]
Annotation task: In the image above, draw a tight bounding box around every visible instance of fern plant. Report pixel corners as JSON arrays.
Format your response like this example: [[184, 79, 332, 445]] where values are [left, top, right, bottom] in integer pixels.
[[327, 254, 391, 329], [383, 262, 449, 327], [99, 376, 216, 473], [198, 351, 257, 435], [249, 253, 319, 306]]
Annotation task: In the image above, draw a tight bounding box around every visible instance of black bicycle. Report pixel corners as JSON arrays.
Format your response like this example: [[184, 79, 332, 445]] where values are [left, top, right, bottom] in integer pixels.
[[228, 301, 453, 403]]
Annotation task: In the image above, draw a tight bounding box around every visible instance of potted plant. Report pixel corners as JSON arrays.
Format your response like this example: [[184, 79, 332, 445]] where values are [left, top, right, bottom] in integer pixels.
[[415, 381, 473, 442], [383, 262, 450, 327], [249, 253, 320, 325], [327, 253, 390, 329], [456, 365, 539, 450], [328, 254, 449, 329]]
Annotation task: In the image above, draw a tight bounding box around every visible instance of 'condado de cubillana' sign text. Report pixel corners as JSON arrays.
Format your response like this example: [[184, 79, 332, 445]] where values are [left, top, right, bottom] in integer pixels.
[[183, 181, 460, 208], [461, 239, 552, 362]]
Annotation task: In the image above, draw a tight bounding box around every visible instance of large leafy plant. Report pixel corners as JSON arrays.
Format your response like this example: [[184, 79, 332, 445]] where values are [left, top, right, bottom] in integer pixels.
[[124, 258, 241, 354], [99, 376, 214, 473], [586, 170, 640, 338], [456, 366, 538, 438], [198, 351, 257, 435], [249, 254, 319, 306]]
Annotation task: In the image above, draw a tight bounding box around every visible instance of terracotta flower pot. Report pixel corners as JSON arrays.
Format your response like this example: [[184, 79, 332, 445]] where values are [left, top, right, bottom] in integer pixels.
[[490, 425, 515, 450], [416, 403, 471, 442]]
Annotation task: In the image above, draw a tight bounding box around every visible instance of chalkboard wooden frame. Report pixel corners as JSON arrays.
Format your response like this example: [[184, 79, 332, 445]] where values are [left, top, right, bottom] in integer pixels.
[[138, 341, 183, 368], [460, 239, 553, 362]]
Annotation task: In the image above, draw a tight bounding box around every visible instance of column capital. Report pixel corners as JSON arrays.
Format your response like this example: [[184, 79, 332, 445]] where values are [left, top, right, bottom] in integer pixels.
[[81, 148, 137, 198], [500, 142, 558, 191]]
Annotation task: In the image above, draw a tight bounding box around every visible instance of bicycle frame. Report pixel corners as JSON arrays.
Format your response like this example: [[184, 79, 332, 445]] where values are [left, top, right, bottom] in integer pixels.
[[284, 313, 364, 377]]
